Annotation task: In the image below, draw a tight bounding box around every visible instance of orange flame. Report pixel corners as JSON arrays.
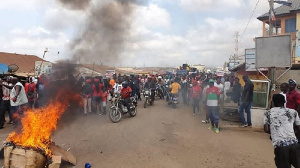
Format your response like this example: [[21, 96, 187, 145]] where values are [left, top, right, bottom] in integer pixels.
[[7, 89, 82, 156]]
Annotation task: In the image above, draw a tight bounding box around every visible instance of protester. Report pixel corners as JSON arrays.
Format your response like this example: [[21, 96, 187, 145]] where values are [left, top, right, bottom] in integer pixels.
[[25, 77, 37, 109], [82, 79, 93, 114], [238, 74, 254, 127], [0, 77, 13, 127], [190, 81, 202, 115], [8, 77, 28, 126], [286, 79, 300, 114], [206, 79, 221, 134], [181, 77, 188, 105], [92, 78, 103, 114], [231, 77, 242, 103], [264, 94, 300, 168], [100, 87, 108, 115], [280, 82, 288, 108]]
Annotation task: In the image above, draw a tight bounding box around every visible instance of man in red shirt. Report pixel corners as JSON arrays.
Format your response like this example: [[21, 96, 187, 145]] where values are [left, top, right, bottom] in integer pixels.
[[120, 81, 132, 111], [286, 79, 300, 114], [25, 77, 37, 109], [190, 81, 202, 115]]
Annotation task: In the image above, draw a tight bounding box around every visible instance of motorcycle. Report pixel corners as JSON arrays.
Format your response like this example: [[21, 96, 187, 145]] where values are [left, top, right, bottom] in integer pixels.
[[156, 84, 164, 99], [168, 93, 179, 109], [143, 88, 154, 108], [109, 93, 138, 123]]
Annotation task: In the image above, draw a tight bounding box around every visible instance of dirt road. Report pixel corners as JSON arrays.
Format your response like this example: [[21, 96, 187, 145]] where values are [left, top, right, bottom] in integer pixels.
[[0, 99, 275, 168]]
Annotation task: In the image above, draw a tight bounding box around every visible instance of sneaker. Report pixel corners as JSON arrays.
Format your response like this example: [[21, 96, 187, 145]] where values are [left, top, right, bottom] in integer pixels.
[[193, 113, 195, 116], [202, 120, 209, 124], [239, 124, 248, 128], [208, 126, 215, 130], [248, 125, 252, 128], [215, 128, 220, 134]]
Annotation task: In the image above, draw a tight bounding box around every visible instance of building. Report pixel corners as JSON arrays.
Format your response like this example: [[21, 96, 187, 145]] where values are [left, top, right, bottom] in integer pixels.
[[257, 0, 300, 64], [0, 52, 46, 77]]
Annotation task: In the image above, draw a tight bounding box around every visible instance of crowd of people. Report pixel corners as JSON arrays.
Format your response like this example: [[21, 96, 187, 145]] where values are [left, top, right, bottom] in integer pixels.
[[2, 71, 300, 167]]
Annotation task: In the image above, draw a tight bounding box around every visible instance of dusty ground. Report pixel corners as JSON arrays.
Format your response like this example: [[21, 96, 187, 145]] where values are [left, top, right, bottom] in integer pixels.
[[0, 99, 275, 168]]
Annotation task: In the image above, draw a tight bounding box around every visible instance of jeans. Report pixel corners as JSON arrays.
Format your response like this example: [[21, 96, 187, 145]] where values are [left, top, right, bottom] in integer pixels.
[[207, 106, 219, 125], [238, 101, 252, 126]]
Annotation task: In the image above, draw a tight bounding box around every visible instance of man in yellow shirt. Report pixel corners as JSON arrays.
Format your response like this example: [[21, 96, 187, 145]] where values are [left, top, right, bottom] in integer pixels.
[[170, 79, 181, 94]]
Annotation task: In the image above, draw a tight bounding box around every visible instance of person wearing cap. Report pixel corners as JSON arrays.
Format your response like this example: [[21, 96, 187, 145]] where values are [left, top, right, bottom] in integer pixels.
[[238, 74, 254, 127], [205, 79, 221, 134], [286, 79, 300, 113]]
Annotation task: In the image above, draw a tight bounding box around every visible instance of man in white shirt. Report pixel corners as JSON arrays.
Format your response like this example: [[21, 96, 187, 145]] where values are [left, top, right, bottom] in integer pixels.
[[264, 94, 300, 167], [5, 77, 28, 126]]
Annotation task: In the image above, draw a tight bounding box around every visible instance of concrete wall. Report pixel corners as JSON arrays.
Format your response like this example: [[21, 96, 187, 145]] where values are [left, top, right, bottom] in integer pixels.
[[251, 108, 266, 128]]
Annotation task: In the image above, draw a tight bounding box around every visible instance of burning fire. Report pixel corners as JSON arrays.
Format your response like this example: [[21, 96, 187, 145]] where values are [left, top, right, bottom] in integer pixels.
[[7, 90, 82, 156]]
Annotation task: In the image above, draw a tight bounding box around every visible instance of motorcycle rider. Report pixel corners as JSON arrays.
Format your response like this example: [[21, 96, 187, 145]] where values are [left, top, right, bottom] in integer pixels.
[[170, 78, 181, 102], [156, 76, 165, 98], [144, 76, 156, 101], [120, 81, 132, 112]]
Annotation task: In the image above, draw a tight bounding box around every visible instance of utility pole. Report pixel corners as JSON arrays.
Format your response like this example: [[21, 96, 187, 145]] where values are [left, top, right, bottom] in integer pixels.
[[234, 31, 239, 64], [269, 0, 274, 36]]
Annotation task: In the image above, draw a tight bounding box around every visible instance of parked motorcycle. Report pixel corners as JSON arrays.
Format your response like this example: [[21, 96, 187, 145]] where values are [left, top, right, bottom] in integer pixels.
[[109, 93, 137, 123], [143, 88, 154, 108]]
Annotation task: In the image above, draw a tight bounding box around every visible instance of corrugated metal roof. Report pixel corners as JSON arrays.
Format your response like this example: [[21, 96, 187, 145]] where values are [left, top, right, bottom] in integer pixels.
[[0, 52, 45, 75], [257, 0, 300, 21]]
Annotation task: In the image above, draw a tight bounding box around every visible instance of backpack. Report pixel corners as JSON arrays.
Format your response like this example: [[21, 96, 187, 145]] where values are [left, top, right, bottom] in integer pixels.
[[27, 84, 35, 99]]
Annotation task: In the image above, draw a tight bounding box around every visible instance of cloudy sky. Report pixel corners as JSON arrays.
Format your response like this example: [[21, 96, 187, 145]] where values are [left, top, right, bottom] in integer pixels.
[[0, 0, 275, 67]]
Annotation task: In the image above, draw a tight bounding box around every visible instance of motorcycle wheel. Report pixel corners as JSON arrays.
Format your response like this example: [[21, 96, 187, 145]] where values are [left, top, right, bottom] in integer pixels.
[[129, 107, 137, 117], [109, 108, 122, 123]]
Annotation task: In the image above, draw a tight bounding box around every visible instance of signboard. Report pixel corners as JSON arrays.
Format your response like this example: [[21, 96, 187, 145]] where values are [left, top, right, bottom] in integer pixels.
[[256, 35, 291, 68], [35, 61, 53, 76], [245, 48, 268, 71], [228, 62, 239, 70]]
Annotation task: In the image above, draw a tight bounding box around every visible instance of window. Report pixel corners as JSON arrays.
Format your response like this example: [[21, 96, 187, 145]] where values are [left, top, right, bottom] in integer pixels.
[[285, 18, 296, 33]]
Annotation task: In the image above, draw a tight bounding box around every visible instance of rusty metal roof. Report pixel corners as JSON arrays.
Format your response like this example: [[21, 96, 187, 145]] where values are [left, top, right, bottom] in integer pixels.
[[257, 0, 300, 21], [0, 52, 45, 75]]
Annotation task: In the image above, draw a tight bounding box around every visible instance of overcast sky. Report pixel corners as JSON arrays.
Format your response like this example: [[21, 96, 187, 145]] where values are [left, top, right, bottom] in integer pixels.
[[0, 0, 275, 67]]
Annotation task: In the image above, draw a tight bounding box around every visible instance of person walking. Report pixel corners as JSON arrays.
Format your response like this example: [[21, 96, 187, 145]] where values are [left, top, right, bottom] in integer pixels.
[[264, 94, 300, 168], [190, 81, 202, 115], [280, 83, 288, 108], [205, 79, 221, 134], [238, 74, 254, 127]]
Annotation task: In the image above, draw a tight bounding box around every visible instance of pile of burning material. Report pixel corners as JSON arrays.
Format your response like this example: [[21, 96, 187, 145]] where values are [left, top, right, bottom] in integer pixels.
[[0, 89, 81, 167]]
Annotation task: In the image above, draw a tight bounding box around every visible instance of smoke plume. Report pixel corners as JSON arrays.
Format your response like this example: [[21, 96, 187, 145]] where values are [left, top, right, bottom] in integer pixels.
[[58, 0, 91, 10], [57, 0, 148, 65]]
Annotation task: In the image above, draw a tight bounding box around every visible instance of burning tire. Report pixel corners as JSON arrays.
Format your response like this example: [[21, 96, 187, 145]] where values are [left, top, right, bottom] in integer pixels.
[[109, 108, 122, 123]]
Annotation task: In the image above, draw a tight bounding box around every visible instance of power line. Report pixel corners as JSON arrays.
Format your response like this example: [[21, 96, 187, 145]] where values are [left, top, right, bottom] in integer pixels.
[[239, 0, 261, 43]]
